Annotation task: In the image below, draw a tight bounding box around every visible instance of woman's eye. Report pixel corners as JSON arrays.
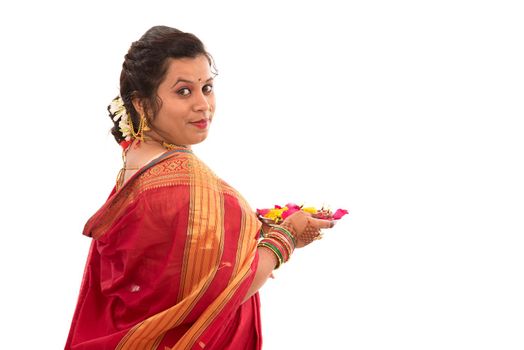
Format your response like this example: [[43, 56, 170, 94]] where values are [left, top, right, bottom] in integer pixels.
[[177, 88, 191, 96], [203, 84, 213, 94]]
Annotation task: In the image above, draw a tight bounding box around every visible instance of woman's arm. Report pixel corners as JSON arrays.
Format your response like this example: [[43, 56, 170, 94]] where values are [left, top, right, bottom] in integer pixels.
[[242, 212, 335, 303], [242, 247, 277, 303]]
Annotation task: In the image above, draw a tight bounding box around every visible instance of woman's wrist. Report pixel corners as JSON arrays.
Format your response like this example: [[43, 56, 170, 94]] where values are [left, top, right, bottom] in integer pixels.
[[257, 244, 281, 269], [257, 224, 296, 269]]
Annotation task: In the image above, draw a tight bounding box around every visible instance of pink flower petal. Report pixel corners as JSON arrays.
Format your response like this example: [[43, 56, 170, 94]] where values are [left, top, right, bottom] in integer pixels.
[[256, 209, 270, 216], [285, 203, 301, 210], [332, 209, 349, 220], [282, 207, 300, 219]]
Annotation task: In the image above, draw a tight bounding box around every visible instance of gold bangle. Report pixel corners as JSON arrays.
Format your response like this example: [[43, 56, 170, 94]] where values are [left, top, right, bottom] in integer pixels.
[[265, 233, 293, 261]]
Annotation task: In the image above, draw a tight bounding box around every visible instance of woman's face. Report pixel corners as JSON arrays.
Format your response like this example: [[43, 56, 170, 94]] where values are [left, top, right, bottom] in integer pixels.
[[147, 55, 215, 147]]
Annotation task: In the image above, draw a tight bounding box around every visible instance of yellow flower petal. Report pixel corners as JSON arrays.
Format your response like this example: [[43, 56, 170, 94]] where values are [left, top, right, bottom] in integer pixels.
[[302, 207, 318, 214]]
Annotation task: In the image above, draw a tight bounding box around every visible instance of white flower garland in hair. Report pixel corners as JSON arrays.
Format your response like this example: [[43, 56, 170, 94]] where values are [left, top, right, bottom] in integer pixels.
[[108, 96, 132, 141]]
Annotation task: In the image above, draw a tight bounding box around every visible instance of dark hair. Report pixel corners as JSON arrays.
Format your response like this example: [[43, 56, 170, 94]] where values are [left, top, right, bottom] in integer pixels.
[[109, 25, 215, 144]]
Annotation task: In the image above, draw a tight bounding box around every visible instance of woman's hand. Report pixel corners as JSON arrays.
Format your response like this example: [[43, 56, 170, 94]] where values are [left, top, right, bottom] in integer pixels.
[[281, 210, 335, 248]]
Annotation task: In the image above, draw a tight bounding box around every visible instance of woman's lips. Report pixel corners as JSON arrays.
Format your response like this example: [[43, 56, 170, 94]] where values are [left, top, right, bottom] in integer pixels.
[[190, 119, 209, 129]]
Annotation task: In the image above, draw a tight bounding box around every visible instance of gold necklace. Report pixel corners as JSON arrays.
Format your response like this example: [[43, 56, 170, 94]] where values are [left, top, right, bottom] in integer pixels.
[[116, 146, 133, 189], [162, 141, 189, 150]]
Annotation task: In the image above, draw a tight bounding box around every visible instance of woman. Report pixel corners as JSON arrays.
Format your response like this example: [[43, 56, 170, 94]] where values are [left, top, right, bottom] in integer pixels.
[[65, 25, 335, 350]]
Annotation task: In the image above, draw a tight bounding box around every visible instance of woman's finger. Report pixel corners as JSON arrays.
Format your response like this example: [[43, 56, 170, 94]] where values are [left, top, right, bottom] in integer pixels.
[[309, 217, 336, 229]]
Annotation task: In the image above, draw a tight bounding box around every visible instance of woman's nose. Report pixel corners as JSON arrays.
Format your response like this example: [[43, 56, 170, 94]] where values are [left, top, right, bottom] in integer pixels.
[[192, 90, 212, 112]]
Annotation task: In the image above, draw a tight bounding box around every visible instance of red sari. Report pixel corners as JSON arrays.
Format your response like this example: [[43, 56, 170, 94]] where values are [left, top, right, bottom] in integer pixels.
[[65, 148, 262, 349]]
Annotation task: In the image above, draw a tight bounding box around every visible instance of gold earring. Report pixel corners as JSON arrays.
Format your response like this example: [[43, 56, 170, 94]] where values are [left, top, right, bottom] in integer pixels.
[[132, 114, 150, 142]]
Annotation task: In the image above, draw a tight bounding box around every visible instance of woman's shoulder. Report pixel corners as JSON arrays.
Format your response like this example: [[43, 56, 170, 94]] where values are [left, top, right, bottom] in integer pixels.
[[135, 151, 196, 193]]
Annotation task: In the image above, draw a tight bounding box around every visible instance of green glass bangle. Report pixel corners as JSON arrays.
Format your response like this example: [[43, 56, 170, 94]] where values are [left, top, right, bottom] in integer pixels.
[[271, 226, 296, 248], [265, 233, 293, 260], [268, 231, 294, 254], [261, 240, 284, 263], [264, 236, 290, 262], [258, 243, 282, 269], [258, 242, 283, 269]]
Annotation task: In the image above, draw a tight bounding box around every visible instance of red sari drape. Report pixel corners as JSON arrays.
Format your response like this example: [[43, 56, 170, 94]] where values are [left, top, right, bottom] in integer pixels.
[[65, 148, 262, 350]]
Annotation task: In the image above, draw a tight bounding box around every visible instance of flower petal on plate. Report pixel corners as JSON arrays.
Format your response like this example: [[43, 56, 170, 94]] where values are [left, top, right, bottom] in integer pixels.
[[333, 209, 349, 220], [282, 207, 300, 219], [256, 209, 270, 216], [302, 207, 318, 214]]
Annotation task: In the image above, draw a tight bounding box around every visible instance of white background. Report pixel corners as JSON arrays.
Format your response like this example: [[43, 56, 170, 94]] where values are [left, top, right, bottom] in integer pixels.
[[1, 0, 523, 349]]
